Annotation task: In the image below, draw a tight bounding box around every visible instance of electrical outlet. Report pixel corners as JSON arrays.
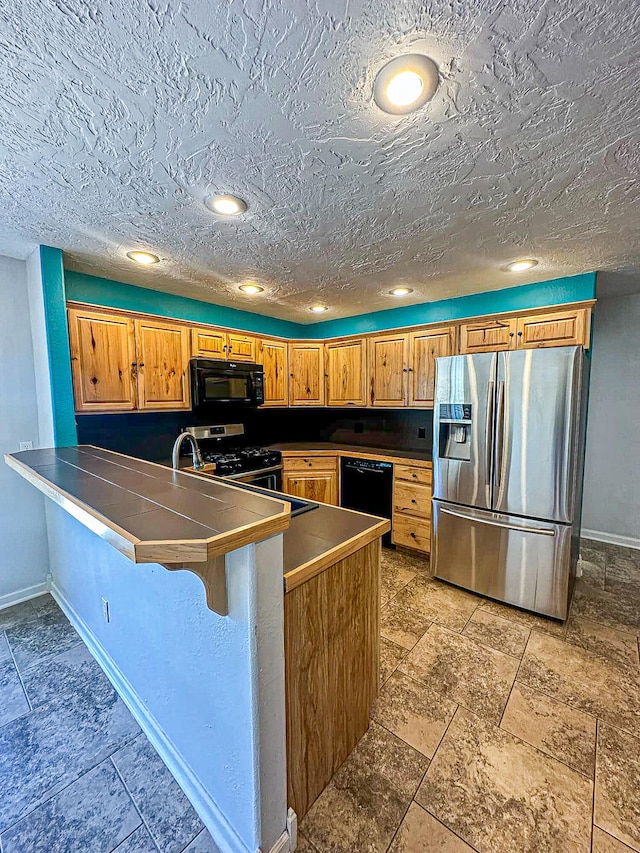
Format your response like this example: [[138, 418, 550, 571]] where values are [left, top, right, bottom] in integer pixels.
[[101, 597, 110, 623], [19, 441, 33, 451], [418, 427, 426, 439]]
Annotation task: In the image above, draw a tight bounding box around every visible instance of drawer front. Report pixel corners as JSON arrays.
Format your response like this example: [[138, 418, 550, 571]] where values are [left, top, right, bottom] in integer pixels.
[[392, 512, 431, 552], [393, 481, 431, 519], [283, 455, 338, 472], [394, 464, 432, 486]]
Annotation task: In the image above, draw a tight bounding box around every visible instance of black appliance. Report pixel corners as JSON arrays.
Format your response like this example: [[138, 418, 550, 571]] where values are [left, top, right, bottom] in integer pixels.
[[185, 424, 282, 490], [190, 359, 264, 409], [340, 456, 394, 547]]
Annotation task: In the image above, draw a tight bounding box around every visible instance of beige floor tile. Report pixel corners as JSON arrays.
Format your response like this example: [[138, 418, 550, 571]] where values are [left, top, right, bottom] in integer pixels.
[[594, 723, 640, 852], [393, 577, 479, 632], [380, 637, 407, 684], [381, 561, 418, 600], [479, 598, 567, 639], [577, 558, 606, 589], [373, 671, 457, 758], [399, 624, 519, 725], [592, 827, 637, 852], [416, 707, 593, 853], [462, 608, 530, 657], [300, 722, 428, 853], [500, 683, 596, 777], [380, 604, 431, 650], [570, 585, 640, 636], [565, 616, 640, 671], [518, 632, 640, 737], [388, 802, 475, 852], [295, 833, 318, 853]]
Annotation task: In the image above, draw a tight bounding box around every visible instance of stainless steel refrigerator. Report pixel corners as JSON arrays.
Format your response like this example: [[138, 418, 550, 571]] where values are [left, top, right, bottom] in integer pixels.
[[432, 346, 587, 620]]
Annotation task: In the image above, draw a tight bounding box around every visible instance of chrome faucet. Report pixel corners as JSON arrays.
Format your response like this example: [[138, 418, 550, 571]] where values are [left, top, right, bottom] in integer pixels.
[[172, 432, 205, 471]]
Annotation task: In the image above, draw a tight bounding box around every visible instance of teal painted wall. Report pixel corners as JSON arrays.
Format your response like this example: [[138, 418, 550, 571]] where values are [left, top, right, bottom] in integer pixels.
[[65, 271, 301, 339], [40, 247, 77, 446], [301, 273, 597, 339]]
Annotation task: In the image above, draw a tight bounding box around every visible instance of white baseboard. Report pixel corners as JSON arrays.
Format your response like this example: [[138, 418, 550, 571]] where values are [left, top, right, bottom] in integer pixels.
[[0, 581, 49, 611], [51, 584, 258, 853], [581, 529, 640, 551]]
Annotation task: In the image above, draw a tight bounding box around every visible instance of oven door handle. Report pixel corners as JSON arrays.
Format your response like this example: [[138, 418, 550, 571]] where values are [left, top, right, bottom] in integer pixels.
[[223, 464, 284, 481]]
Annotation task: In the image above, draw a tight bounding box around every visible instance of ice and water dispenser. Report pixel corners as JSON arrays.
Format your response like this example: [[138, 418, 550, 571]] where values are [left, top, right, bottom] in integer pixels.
[[437, 404, 472, 461]]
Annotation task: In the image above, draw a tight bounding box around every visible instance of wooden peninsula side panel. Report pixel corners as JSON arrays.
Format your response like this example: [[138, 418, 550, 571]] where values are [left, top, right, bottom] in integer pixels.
[[284, 539, 380, 820]]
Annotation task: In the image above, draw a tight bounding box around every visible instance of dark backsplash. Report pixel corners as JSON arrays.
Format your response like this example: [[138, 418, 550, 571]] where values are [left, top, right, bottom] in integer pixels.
[[76, 407, 434, 462]]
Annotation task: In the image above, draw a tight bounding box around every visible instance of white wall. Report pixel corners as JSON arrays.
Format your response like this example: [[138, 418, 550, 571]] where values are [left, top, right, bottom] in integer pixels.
[[582, 291, 640, 546], [0, 254, 50, 606]]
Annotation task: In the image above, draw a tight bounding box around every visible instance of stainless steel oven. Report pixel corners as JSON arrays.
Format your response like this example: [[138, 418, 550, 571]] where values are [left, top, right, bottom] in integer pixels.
[[223, 465, 282, 491], [190, 359, 264, 409]]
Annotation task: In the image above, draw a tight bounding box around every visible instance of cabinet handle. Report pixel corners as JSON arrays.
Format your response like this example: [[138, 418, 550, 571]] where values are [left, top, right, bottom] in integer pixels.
[[411, 498, 417, 503], [518, 331, 523, 337], [509, 332, 514, 337], [403, 368, 408, 372], [412, 473, 417, 478], [410, 531, 416, 538]]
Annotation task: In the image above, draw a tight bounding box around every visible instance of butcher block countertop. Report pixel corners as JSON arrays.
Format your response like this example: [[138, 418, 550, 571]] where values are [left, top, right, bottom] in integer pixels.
[[269, 442, 432, 467], [5, 445, 291, 565]]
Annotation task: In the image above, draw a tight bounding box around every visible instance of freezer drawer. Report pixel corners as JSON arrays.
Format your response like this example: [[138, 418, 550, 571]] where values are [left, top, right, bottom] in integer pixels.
[[432, 500, 572, 620]]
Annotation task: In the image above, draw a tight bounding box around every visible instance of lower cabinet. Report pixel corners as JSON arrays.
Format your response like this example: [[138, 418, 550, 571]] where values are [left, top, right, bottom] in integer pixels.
[[392, 464, 432, 553], [281, 455, 339, 505]]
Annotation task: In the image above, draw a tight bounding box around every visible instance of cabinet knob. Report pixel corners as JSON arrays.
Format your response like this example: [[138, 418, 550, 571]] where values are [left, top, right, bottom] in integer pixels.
[[518, 331, 523, 337], [410, 532, 416, 538], [412, 473, 417, 478], [411, 498, 416, 503]]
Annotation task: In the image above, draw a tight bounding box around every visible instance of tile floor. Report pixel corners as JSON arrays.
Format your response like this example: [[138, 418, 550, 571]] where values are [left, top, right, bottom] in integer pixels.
[[1, 541, 638, 853], [0, 595, 219, 852], [299, 540, 640, 853]]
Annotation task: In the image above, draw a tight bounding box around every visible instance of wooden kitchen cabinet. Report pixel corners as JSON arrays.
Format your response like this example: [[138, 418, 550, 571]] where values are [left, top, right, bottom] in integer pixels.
[[408, 326, 456, 407], [282, 454, 338, 505], [459, 317, 517, 353], [368, 333, 409, 407], [516, 307, 590, 349], [325, 338, 367, 407], [135, 319, 191, 410], [258, 339, 288, 406], [191, 328, 257, 362], [392, 463, 432, 553], [289, 343, 325, 406], [68, 308, 137, 413]]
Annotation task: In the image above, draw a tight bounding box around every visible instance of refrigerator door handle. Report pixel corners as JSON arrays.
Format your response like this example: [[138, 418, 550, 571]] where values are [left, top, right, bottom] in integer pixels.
[[485, 379, 495, 487], [494, 379, 506, 499], [439, 505, 556, 536]]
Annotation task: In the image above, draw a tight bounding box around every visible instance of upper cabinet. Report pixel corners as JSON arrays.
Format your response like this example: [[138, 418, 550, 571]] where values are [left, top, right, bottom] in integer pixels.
[[289, 342, 325, 406], [368, 333, 409, 407], [134, 319, 191, 410], [68, 308, 137, 412], [258, 339, 288, 407], [191, 328, 257, 362], [459, 317, 517, 353], [408, 326, 457, 407], [516, 308, 589, 349], [325, 339, 367, 407]]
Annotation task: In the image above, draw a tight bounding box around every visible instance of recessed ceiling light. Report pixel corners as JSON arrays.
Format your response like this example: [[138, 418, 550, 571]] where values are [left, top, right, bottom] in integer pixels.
[[205, 194, 247, 216], [505, 259, 539, 273], [126, 250, 160, 265], [238, 283, 264, 295], [390, 286, 414, 296], [374, 54, 439, 115], [310, 305, 329, 313]]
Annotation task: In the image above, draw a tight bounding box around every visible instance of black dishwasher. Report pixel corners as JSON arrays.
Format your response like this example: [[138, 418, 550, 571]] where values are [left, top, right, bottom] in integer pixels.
[[340, 457, 394, 547]]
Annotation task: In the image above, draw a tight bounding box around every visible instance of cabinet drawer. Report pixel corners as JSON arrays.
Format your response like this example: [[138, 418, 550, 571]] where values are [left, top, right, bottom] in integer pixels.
[[393, 481, 431, 519], [282, 455, 338, 472], [392, 513, 431, 552], [394, 465, 432, 486]]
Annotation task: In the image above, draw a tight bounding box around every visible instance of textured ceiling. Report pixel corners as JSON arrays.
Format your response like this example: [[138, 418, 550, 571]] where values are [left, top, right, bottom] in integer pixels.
[[0, 0, 639, 322]]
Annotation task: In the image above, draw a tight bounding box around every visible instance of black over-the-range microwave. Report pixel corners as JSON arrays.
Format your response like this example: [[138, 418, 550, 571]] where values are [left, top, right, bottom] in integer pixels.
[[190, 359, 264, 409]]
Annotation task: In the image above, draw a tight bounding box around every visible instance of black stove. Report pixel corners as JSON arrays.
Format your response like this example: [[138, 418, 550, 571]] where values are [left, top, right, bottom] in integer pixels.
[[201, 446, 281, 476]]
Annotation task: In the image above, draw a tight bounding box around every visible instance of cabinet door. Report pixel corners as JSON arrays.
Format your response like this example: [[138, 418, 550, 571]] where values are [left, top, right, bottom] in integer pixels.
[[408, 326, 456, 407], [227, 332, 257, 362], [516, 308, 589, 349], [368, 334, 409, 407], [325, 339, 367, 406], [289, 343, 325, 406], [135, 320, 191, 410], [68, 308, 137, 412], [258, 339, 288, 406], [191, 328, 227, 359], [283, 472, 338, 505], [459, 317, 517, 353]]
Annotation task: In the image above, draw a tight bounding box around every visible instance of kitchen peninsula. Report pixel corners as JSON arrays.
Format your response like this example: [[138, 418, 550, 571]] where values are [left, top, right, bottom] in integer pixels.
[[5, 445, 388, 848]]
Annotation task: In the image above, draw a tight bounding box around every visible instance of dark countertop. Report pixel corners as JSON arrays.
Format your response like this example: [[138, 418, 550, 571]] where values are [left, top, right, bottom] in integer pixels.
[[5, 446, 291, 565], [268, 441, 432, 464]]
